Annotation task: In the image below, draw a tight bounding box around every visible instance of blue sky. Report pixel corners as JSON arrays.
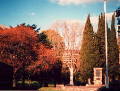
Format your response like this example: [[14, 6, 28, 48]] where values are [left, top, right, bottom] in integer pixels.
[[0, 0, 119, 29]]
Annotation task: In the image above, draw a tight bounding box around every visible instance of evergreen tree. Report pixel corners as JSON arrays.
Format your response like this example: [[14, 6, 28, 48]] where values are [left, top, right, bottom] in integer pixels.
[[96, 14, 106, 68], [110, 13, 119, 65], [80, 13, 119, 83], [109, 14, 119, 79], [96, 13, 119, 80], [80, 15, 97, 82]]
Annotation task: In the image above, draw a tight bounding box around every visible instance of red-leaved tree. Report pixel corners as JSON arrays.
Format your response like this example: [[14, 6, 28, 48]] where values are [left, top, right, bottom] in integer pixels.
[[0, 25, 38, 87], [27, 43, 56, 73]]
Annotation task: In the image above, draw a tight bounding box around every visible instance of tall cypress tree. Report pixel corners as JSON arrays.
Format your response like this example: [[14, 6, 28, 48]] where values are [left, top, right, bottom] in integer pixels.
[[80, 15, 97, 82], [96, 13, 119, 80], [97, 14, 113, 69], [97, 14, 106, 68], [108, 14, 119, 79], [110, 13, 119, 65]]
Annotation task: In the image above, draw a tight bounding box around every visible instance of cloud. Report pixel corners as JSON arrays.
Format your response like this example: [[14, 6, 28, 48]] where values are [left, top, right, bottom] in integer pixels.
[[50, 0, 119, 5], [50, 0, 103, 5], [30, 12, 36, 16]]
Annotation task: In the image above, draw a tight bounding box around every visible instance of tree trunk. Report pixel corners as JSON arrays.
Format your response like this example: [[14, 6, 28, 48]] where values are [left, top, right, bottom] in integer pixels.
[[69, 67, 74, 85], [27, 73, 31, 87], [22, 71, 25, 89], [13, 73, 16, 88], [21, 66, 26, 89]]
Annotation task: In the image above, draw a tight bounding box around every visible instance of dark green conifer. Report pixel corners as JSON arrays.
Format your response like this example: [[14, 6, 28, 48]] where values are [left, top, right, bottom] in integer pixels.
[[80, 15, 97, 82], [108, 14, 119, 79], [96, 14, 106, 67]]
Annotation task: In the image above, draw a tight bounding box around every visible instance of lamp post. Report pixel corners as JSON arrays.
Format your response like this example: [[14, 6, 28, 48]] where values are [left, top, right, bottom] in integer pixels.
[[104, 0, 109, 88]]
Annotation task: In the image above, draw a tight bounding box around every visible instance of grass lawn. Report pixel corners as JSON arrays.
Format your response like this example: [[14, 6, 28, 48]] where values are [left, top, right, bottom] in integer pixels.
[[39, 87, 64, 91]]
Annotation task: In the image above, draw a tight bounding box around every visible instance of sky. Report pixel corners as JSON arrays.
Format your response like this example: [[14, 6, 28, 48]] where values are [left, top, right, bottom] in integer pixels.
[[0, 0, 119, 30]]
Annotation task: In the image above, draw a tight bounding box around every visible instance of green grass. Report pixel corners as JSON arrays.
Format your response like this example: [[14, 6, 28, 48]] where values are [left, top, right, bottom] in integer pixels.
[[39, 87, 64, 91], [17, 80, 38, 84], [17, 80, 41, 89]]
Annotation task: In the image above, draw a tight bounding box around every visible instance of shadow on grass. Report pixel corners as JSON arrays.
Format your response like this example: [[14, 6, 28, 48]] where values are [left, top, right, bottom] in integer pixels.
[[97, 80, 120, 91]]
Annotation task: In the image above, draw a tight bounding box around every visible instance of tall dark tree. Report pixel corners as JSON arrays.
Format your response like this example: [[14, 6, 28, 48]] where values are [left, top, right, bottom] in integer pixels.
[[80, 15, 97, 82], [96, 13, 119, 80], [110, 14, 119, 65], [108, 14, 119, 80], [96, 14, 106, 68]]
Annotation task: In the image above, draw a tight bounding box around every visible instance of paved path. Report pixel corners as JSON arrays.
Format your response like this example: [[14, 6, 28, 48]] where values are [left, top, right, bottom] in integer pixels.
[[56, 85, 103, 91]]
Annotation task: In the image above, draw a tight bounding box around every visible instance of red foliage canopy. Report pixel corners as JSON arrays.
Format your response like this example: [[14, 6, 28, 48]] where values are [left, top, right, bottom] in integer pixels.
[[27, 43, 57, 73], [0, 25, 58, 74], [0, 25, 38, 73], [39, 44, 56, 69]]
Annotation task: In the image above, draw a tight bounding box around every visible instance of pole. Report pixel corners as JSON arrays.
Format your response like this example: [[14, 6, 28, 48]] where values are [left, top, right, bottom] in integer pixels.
[[104, 0, 109, 88]]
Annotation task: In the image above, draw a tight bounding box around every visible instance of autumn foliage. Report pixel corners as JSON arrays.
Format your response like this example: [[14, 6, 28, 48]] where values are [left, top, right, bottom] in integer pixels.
[[27, 44, 56, 73], [0, 25, 37, 74], [0, 25, 58, 76], [43, 30, 65, 60]]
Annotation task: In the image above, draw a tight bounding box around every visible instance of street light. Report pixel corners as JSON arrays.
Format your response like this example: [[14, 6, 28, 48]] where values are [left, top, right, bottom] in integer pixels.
[[104, 0, 109, 88]]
